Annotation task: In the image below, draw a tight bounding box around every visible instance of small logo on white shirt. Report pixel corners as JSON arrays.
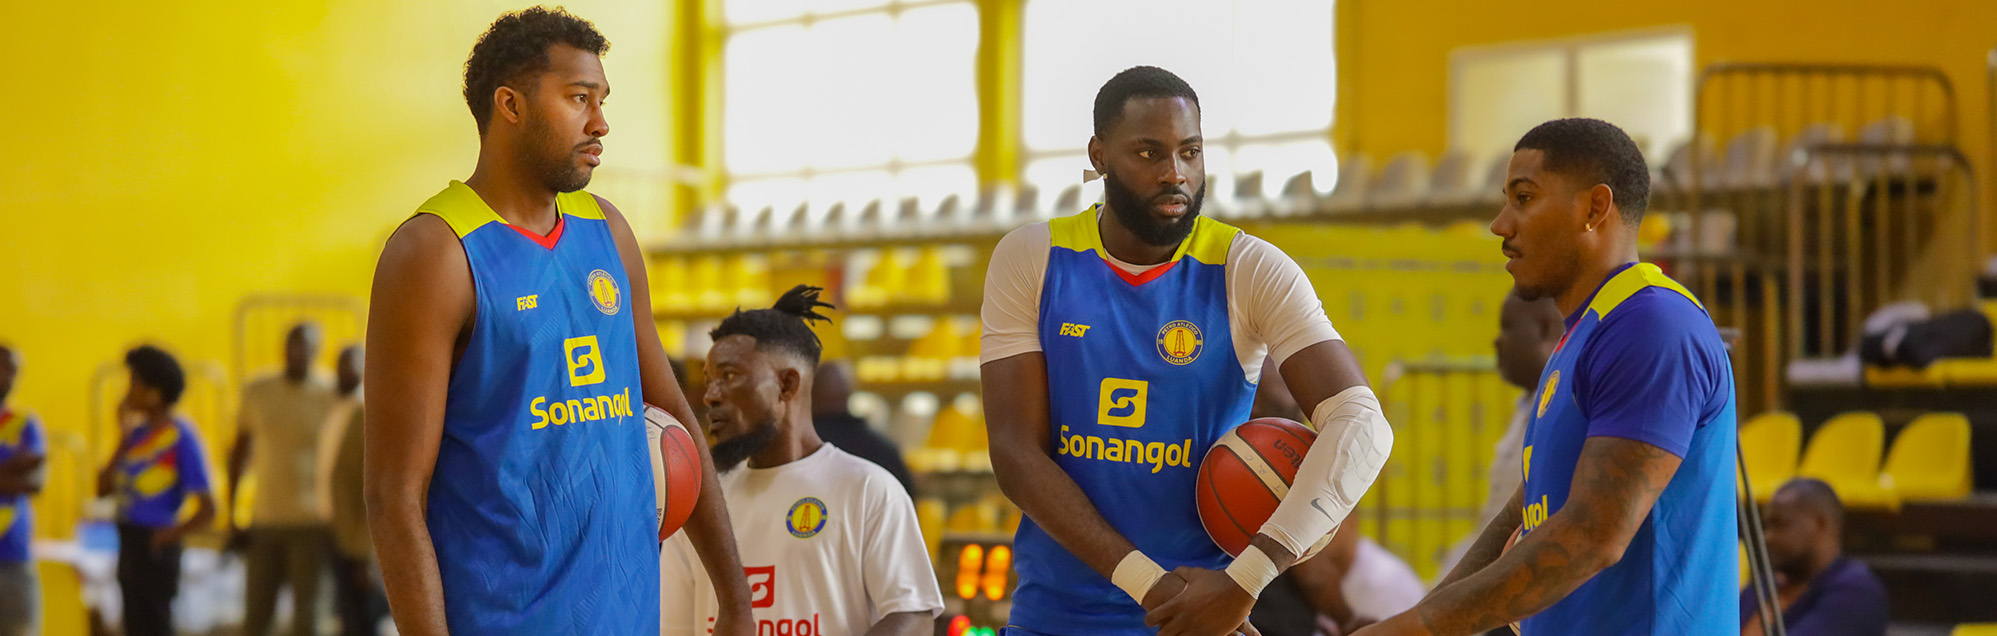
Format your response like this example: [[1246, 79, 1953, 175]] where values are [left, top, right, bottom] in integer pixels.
[[787, 497, 828, 538]]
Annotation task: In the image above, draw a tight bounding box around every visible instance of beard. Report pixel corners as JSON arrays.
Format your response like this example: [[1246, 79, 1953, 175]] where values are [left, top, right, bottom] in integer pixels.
[[526, 117, 595, 193], [1103, 173, 1205, 247], [709, 415, 780, 472]]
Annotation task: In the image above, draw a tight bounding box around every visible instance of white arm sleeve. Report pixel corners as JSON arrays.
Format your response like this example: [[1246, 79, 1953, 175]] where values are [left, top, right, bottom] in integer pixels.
[[659, 533, 704, 636], [861, 469, 946, 619], [1228, 235, 1342, 384], [1257, 386, 1394, 559], [979, 223, 1051, 365]]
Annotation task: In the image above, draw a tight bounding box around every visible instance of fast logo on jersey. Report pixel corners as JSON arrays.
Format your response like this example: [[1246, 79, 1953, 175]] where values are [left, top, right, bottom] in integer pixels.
[[1057, 377, 1194, 473], [528, 334, 634, 430], [786, 497, 827, 539], [587, 269, 620, 316], [1157, 320, 1203, 366]]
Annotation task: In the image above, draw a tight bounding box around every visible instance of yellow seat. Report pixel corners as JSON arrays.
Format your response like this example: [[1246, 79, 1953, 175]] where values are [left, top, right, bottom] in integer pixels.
[[1847, 412, 1974, 508], [1864, 364, 1946, 388], [1738, 412, 1802, 502], [1935, 357, 1997, 385], [1795, 412, 1885, 502], [1952, 623, 1997, 636]]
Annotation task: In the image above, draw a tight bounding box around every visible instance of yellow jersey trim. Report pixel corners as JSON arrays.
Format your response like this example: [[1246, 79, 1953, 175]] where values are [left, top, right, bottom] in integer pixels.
[[1046, 204, 1239, 266], [413, 181, 603, 237], [1588, 262, 1704, 320]]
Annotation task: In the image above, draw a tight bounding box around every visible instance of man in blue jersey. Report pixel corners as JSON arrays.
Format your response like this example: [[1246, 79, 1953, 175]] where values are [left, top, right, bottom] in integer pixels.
[[981, 66, 1394, 636], [1354, 118, 1738, 636], [365, 8, 751, 636]]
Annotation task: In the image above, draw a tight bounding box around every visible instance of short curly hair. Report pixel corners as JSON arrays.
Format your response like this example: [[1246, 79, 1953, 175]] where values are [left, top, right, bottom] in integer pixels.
[[463, 6, 610, 135], [1514, 118, 1651, 224], [125, 345, 186, 407], [1094, 66, 1200, 139]]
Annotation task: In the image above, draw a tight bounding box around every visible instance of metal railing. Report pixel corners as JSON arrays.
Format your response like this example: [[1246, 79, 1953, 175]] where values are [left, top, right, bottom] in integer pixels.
[[1679, 63, 1963, 412], [1783, 144, 1981, 365]]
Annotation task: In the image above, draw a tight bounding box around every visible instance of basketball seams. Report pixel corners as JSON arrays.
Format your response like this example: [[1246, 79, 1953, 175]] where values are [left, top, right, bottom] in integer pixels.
[[1202, 449, 1257, 553], [1220, 427, 1292, 499]]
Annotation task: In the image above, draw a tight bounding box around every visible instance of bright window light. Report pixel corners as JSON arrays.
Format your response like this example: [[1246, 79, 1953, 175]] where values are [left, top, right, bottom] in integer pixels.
[[722, 2, 979, 210]]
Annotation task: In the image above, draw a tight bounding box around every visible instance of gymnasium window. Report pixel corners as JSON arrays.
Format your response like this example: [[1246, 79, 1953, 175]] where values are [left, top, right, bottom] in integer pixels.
[[722, 0, 981, 215], [1450, 29, 1694, 164], [1020, 0, 1339, 204]]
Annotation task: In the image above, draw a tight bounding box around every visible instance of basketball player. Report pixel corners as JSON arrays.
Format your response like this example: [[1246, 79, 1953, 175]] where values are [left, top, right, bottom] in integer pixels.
[[1351, 118, 1737, 636], [661, 286, 942, 636], [365, 8, 751, 635], [980, 66, 1394, 636]]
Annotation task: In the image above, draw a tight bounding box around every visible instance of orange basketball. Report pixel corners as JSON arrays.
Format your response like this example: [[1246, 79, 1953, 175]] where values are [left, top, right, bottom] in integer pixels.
[[1196, 417, 1326, 559], [647, 405, 704, 540]]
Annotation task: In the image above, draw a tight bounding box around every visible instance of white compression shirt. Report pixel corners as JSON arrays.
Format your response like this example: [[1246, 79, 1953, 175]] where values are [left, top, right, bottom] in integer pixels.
[[979, 218, 1342, 384]]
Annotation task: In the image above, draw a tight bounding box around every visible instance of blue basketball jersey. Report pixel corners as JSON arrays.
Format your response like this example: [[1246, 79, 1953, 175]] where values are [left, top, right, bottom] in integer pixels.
[[415, 181, 658, 635], [0, 410, 41, 563], [1518, 263, 1738, 636], [1008, 207, 1257, 635]]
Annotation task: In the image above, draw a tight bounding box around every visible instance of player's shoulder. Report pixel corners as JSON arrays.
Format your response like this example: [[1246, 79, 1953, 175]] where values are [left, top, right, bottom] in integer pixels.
[[995, 220, 1053, 254], [1596, 285, 1717, 338], [817, 446, 912, 503]]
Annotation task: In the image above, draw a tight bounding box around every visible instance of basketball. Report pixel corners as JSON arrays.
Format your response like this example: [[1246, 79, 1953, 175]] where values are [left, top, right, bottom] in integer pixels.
[[646, 404, 703, 540], [1197, 417, 1333, 560]]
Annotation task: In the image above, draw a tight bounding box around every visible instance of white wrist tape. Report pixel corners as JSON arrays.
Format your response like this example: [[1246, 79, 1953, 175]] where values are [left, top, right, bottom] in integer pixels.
[[1224, 545, 1281, 598], [1258, 385, 1394, 558], [1110, 551, 1167, 604]]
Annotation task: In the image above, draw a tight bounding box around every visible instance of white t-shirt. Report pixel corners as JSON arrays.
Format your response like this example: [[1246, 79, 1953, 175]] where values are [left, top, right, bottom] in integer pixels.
[[660, 445, 942, 636], [980, 215, 1342, 384]]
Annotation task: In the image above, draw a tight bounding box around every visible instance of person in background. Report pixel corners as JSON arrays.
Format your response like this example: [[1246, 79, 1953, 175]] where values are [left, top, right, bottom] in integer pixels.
[[811, 360, 915, 497], [325, 346, 384, 636], [661, 286, 942, 636], [1741, 479, 1888, 636], [1440, 289, 1563, 581], [1248, 359, 1425, 636], [0, 346, 45, 636], [231, 322, 339, 636], [98, 345, 217, 636]]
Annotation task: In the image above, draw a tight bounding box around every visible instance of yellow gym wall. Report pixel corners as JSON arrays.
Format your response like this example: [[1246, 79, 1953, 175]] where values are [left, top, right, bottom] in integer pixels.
[[1339, 0, 1997, 169], [0, 0, 678, 543]]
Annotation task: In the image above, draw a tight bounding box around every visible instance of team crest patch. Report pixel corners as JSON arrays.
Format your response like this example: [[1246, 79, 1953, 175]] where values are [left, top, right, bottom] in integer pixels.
[[1537, 370, 1560, 418], [587, 269, 621, 316], [786, 497, 828, 539], [1156, 320, 1203, 366]]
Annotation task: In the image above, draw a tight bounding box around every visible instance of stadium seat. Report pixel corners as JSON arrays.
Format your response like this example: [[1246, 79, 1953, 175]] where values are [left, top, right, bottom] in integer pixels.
[[1779, 122, 1844, 184], [1864, 364, 1947, 388], [1051, 184, 1082, 216], [1739, 412, 1802, 501], [1368, 152, 1431, 209], [1478, 153, 1510, 204], [1855, 115, 1916, 177], [1274, 170, 1317, 217], [1233, 171, 1269, 217], [1425, 151, 1481, 205], [1320, 154, 1372, 213], [1719, 126, 1778, 189], [1796, 411, 1886, 500], [1659, 140, 1721, 195], [1955, 623, 1997, 636], [1842, 412, 1973, 508]]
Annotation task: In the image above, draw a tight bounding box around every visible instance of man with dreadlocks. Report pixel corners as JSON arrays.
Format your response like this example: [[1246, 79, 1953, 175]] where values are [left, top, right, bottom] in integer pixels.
[[661, 286, 943, 636]]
